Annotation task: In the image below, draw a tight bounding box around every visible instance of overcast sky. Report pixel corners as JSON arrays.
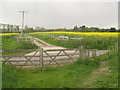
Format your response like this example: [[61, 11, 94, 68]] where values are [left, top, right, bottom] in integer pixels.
[[0, 0, 119, 29]]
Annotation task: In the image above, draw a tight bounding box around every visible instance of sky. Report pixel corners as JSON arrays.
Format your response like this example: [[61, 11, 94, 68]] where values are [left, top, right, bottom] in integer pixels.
[[0, 0, 119, 29]]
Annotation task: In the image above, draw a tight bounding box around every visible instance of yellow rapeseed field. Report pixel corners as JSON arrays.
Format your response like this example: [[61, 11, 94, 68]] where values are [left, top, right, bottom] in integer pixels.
[[0, 33, 19, 36], [0, 32, 118, 37], [30, 31, 118, 37]]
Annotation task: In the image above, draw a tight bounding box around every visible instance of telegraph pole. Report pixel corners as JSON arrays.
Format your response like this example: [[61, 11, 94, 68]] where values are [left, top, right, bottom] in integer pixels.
[[19, 11, 27, 36]]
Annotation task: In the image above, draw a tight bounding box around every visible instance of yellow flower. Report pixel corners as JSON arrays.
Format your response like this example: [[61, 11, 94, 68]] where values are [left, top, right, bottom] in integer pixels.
[[29, 31, 118, 37], [0, 33, 19, 35]]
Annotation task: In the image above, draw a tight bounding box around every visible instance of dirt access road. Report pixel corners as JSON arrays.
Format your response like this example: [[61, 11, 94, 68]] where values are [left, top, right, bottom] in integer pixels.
[[26, 36, 108, 56], [30, 36, 66, 50]]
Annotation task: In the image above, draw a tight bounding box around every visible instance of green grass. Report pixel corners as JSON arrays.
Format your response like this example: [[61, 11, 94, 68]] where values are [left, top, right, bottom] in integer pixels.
[[0, 62, 2, 89], [2, 64, 21, 88], [93, 56, 118, 88], [2, 49, 118, 88], [100, 50, 118, 88], [28, 33, 117, 50], [2, 35, 38, 55], [2, 59, 99, 88], [79, 49, 118, 88], [2, 34, 118, 88], [36, 40, 47, 46]]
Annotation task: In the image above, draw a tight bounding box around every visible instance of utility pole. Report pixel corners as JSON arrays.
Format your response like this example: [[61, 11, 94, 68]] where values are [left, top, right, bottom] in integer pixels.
[[19, 11, 27, 36]]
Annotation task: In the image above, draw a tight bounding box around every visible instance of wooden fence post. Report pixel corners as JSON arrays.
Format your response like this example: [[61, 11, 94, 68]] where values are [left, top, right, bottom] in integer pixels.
[[79, 46, 81, 58], [79, 46, 85, 59], [84, 49, 88, 58], [87, 50, 90, 58], [85, 49, 89, 58], [92, 49, 97, 57], [39, 48, 44, 71], [95, 49, 97, 56], [92, 50, 94, 57]]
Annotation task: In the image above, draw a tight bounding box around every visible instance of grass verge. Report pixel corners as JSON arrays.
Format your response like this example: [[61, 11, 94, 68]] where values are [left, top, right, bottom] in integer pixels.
[[2, 49, 118, 88]]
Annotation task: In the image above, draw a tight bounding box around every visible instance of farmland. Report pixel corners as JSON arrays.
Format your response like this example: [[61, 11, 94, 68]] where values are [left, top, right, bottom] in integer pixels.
[[28, 32, 118, 50], [1, 32, 119, 88]]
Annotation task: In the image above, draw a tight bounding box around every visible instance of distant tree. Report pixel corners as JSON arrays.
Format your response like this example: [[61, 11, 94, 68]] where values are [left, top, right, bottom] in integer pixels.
[[2, 24, 6, 32], [30, 27, 34, 32], [0, 24, 2, 32], [24, 26, 34, 33], [79, 25, 86, 32], [109, 27, 116, 32], [83, 27, 90, 32], [13, 25, 17, 32], [0, 24, 2, 27], [24, 25, 30, 33], [16, 25, 19, 32], [81, 25, 85, 29], [94, 27, 100, 32], [73, 26, 79, 32], [90, 27, 100, 32], [10, 25, 13, 33], [6, 24, 10, 32], [100, 29, 105, 32], [40, 27, 46, 32], [118, 29, 120, 32], [104, 29, 109, 32]]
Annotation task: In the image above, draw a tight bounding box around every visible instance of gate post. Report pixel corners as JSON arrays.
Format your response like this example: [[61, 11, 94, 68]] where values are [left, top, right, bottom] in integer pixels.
[[85, 49, 89, 58], [39, 48, 44, 70], [79, 46, 84, 59], [87, 50, 90, 58], [92, 49, 97, 57]]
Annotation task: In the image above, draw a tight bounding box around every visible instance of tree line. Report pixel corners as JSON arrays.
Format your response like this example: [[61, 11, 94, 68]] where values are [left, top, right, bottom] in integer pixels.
[[71, 25, 119, 32], [0, 23, 119, 33]]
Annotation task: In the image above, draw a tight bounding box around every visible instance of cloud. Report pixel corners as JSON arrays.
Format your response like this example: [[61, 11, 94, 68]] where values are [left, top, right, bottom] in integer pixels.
[[1, 2, 118, 29]]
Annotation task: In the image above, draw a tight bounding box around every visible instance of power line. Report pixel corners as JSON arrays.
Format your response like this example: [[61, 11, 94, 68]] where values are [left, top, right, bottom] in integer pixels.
[[19, 10, 27, 36]]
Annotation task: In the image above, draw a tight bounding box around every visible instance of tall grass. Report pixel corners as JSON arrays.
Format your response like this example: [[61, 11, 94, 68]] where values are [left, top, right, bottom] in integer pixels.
[[83, 49, 118, 88], [29, 33, 117, 50], [2, 64, 21, 88]]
